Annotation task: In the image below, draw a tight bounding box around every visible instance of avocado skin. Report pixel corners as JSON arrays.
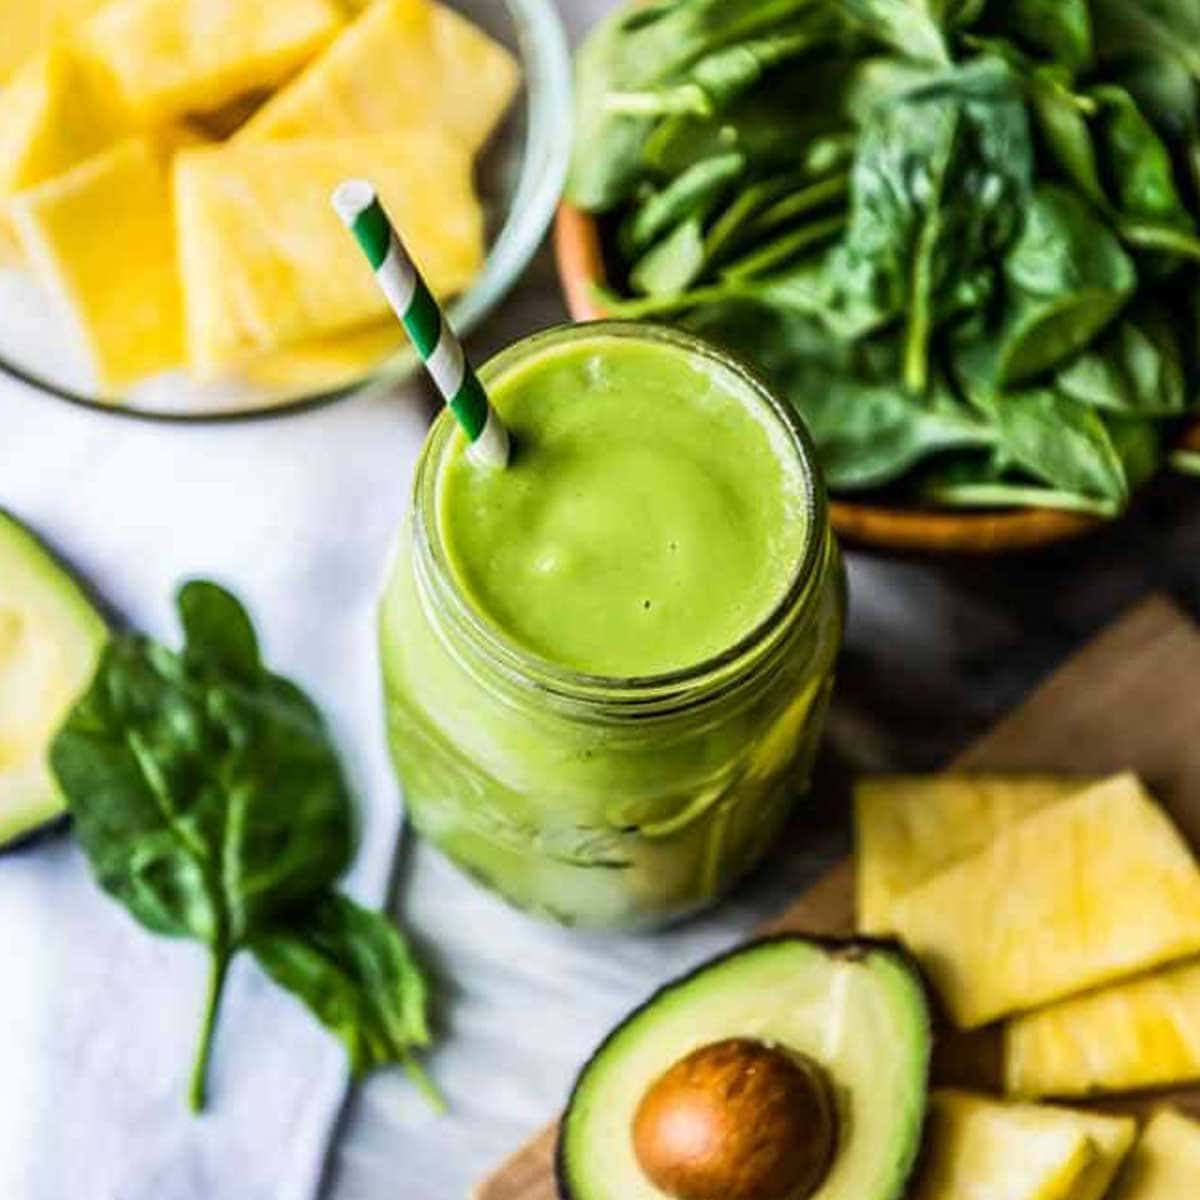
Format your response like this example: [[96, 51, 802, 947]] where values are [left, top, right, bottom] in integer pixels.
[[555, 934, 933, 1200], [0, 508, 115, 626], [0, 813, 71, 855], [0, 508, 109, 850]]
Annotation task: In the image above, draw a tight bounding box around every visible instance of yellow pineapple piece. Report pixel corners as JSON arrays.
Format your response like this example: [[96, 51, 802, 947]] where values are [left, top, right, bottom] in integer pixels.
[[11, 137, 183, 392], [1005, 956, 1200, 1098], [240, 321, 404, 392], [0, 0, 110, 83], [0, 41, 129, 198], [1068, 1108, 1140, 1200], [888, 774, 1200, 1028], [856, 776, 1091, 932], [0, 40, 129, 261], [913, 1091, 1081, 1200], [84, 0, 344, 124], [914, 1091, 1135, 1200], [1108, 1109, 1200, 1200], [174, 134, 482, 375], [236, 0, 519, 154]]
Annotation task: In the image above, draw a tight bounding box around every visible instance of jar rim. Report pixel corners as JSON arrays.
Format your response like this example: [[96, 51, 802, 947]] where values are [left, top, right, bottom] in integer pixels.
[[411, 319, 830, 706]]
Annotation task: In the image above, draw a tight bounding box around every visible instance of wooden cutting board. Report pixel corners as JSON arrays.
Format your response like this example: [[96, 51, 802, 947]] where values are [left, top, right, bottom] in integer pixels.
[[476, 594, 1200, 1200]]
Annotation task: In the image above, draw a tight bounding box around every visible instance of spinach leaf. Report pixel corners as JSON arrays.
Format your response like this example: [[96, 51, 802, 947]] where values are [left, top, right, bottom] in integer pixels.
[[704, 163, 850, 265], [642, 66, 856, 179], [1089, 85, 1200, 264], [1103, 413, 1161, 492], [571, 0, 1198, 511], [1025, 67, 1107, 206], [603, 22, 843, 119], [597, 252, 833, 321], [630, 217, 708, 295], [932, 0, 987, 31], [749, 257, 839, 316], [568, 0, 830, 209], [1171, 448, 1200, 476], [1113, 54, 1200, 206], [741, 172, 851, 242], [823, 58, 1033, 389], [958, 38, 1110, 203], [1055, 306, 1189, 417], [681, 302, 995, 489], [1112, 56, 1200, 153], [1020, 74, 1200, 263], [797, 374, 996, 490], [252, 892, 439, 1108], [920, 459, 1123, 515], [826, 0, 949, 63], [1091, 0, 1200, 82], [979, 0, 1093, 71], [994, 184, 1136, 383], [721, 213, 847, 280], [624, 152, 745, 252], [51, 582, 433, 1112], [986, 387, 1129, 501], [841, 56, 941, 125]]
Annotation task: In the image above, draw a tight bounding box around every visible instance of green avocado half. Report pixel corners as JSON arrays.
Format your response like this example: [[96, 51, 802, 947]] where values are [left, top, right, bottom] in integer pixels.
[[556, 935, 931, 1200], [0, 509, 107, 849]]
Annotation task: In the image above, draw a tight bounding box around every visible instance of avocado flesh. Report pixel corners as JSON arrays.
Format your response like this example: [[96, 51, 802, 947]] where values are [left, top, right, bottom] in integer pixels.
[[0, 510, 106, 848], [557, 937, 931, 1200]]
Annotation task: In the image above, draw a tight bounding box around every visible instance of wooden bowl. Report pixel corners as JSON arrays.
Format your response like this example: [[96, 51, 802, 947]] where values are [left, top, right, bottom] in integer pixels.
[[554, 203, 1109, 555]]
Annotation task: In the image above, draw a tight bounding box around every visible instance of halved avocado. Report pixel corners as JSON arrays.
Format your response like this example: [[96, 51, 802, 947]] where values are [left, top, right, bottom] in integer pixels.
[[0, 509, 106, 848], [556, 936, 931, 1200]]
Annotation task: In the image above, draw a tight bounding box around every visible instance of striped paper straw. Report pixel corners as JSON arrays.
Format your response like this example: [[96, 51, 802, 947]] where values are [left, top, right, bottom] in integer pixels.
[[332, 179, 509, 468]]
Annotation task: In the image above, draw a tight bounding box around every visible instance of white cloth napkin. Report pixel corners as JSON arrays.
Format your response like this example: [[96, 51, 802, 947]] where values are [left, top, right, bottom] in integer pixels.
[[0, 374, 431, 1200]]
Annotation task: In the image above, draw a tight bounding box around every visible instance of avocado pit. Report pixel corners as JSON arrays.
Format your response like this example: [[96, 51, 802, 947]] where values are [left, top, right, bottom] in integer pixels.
[[631, 1037, 837, 1200]]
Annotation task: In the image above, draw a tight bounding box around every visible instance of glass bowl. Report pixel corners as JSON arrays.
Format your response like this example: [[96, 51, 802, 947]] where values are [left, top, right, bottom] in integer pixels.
[[0, 0, 571, 420]]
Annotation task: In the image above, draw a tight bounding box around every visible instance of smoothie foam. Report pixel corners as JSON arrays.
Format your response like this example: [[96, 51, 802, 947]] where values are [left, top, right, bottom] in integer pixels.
[[436, 333, 809, 677]]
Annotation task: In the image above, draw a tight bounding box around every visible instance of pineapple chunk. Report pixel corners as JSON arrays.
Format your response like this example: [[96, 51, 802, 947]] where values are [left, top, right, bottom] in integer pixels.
[[0, 0, 110, 83], [856, 776, 1090, 932], [84, 0, 344, 124], [0, 42, 128, 198], [236, 0, 518, 154], [1108, 1109, 1200, 1200], [888, 774, 1200, 1028], [11, 138, 183, 392], [912, 1090, 1135, 1200], [240, 321, 404, 392], [1068, 1108, 1140, 1200], [1005, 957, 1200, 1098], [174, 135, 482, 375], [915, 1091, 1135, 1200], [0, 37, 128, 262]]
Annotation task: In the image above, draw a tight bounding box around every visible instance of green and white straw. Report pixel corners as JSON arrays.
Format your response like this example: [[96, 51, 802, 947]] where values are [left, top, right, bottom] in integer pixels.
[[332, 179, 509, 468]]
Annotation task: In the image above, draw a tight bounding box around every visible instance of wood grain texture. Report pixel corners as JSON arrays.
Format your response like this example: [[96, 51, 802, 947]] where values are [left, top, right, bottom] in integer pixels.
[[476, 595, 1200, 1199]]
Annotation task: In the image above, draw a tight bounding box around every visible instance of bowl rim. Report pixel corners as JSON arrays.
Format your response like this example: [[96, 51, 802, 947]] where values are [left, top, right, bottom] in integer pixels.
[[553, 201, 1124, 555], [0, 0, 573, 425]]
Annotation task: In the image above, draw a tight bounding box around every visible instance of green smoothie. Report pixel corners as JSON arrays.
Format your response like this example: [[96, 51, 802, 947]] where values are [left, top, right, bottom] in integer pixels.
[[437, 334, 808, 677], [381, 323, 844, 929]]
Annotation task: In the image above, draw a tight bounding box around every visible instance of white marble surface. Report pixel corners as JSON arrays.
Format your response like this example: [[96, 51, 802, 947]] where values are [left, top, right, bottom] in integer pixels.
[[4, 2, 1200, 1197]]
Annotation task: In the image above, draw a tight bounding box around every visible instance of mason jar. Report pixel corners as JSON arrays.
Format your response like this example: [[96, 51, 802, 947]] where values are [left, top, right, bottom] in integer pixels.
[[379, 322, 845, 929]]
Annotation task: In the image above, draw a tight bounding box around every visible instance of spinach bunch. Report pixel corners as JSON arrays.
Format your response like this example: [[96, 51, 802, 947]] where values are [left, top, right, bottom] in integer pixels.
[[572, 0, 1200, 512], [51, 581, 435, 1112]]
